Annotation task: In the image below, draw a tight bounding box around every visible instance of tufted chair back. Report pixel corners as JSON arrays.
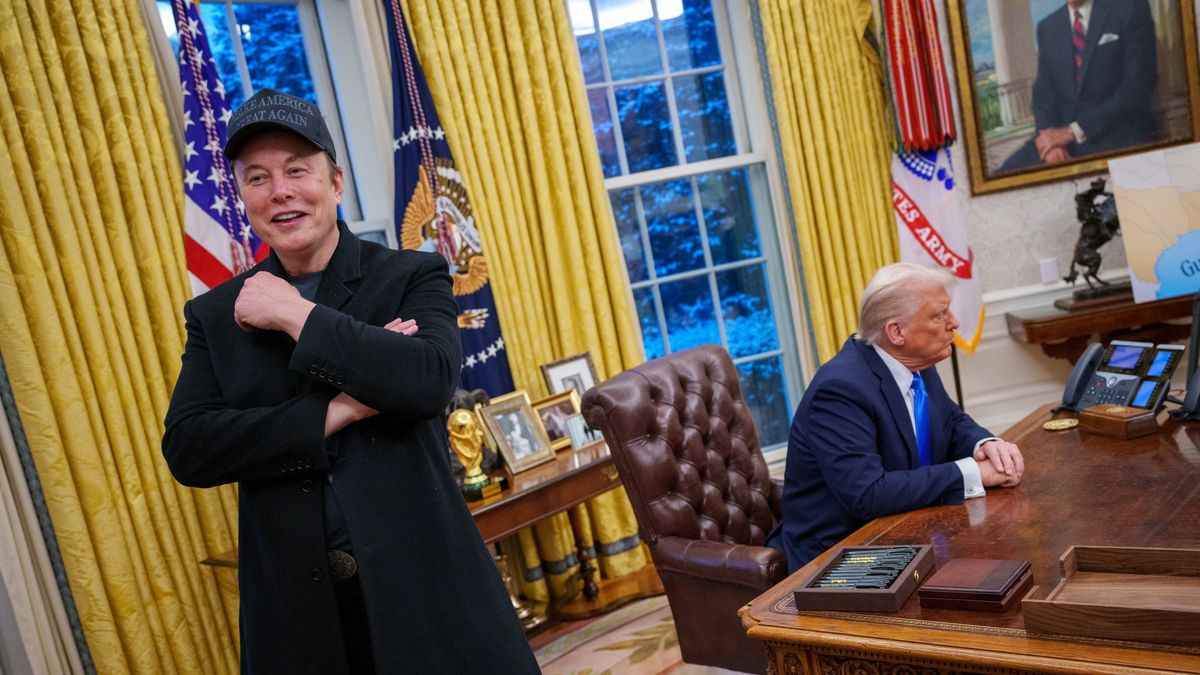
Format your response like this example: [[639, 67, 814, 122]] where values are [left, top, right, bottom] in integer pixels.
[[582, 344, 787, 674]]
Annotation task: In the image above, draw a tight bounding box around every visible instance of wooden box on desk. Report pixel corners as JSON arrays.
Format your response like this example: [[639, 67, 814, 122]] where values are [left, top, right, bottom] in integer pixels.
[[1078, 404, 1159, 440], [916, 558, 1033, 612], [792, 545, 933, 613], [1023, 546, 1200, 646]]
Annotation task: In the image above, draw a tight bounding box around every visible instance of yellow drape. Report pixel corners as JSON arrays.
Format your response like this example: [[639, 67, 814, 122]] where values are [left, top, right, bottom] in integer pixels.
[[400, 0, 650, 596], [0, 1, 238, 672], [758, 0, 898, 361]]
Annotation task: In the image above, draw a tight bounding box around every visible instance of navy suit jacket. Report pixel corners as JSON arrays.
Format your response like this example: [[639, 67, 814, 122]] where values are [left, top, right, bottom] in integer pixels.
[[1031, 0, 1157, 154], [767, 338, 992, 572]]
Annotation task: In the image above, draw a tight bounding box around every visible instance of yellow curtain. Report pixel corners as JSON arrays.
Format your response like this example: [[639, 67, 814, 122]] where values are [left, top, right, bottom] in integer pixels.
[[0, 1, 239, 673], [758, 0, 898, 362], [400, 0, 650, 597]]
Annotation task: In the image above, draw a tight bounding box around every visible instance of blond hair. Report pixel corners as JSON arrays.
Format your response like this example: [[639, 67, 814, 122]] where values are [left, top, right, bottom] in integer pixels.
[[857, 262, 955, 345]]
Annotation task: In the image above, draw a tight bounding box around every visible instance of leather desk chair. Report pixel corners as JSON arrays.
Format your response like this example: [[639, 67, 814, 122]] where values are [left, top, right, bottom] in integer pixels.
[[582, 345, 787, 674]]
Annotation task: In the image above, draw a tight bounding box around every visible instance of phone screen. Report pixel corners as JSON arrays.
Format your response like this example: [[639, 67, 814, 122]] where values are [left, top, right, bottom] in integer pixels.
[[1145, 350, 1175, 378], [1131, 380, 1158, 409], [1107, 345, 1145, 371]]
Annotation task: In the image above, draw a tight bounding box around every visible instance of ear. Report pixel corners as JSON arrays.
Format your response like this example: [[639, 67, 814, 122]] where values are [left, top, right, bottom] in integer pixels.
[[883, 320, 905, 347], [332, 166, 345, 203]]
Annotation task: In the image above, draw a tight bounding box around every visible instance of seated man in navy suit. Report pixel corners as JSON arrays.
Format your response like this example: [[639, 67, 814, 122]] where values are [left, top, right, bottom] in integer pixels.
[[768, 263, 1025, 571]]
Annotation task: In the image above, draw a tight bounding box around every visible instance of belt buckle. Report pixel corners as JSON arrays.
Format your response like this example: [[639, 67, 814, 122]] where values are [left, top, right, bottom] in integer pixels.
[[327, 549, 357, 582]]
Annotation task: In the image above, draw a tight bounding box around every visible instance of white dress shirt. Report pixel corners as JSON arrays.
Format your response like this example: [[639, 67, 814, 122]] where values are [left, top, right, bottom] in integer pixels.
[[872, 344, 988, 499]]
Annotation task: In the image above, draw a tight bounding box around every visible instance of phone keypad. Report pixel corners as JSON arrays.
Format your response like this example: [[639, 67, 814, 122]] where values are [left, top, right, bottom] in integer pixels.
[[1081, 376, 1134, 407]]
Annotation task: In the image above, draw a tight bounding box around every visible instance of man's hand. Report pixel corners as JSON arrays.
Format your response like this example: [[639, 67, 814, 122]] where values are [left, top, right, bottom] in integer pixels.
[[1043, 146, 1071, 165], [322, 316, 418, 437], [1035, 127, 1074, 160], [975, 439, 1024, 487], [234, 272, 315, 339]]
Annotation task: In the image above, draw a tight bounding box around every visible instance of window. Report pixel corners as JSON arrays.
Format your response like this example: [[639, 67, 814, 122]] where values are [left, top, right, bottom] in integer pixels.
[[157, 0, 368, 223], [568, 0, 804, 449]]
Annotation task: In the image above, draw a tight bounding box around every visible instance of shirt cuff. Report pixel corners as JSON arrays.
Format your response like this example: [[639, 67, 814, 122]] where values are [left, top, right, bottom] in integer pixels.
[[1070, 122, 1086, 144], [955, 456, 986, 499]]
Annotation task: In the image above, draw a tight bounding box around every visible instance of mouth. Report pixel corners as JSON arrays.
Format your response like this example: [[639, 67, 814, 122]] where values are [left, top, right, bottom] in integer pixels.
[[271, 211, 306, 224]]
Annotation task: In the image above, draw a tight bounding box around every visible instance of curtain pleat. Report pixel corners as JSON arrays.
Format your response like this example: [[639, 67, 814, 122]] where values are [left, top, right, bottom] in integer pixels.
[[757, 0, 897, 361], [399, 0, 650, 594], [0, 0, 238, 672]]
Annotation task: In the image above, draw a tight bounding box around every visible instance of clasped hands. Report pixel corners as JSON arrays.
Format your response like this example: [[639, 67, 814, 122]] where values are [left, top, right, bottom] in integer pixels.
[[234, 272, 419, 435], [1034, 126, 1075, 165], [975, 439, 1024, 488]]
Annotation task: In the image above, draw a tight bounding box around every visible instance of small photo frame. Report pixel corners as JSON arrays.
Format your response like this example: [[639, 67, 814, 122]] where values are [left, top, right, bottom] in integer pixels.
[[478, 392, 556, 474], [531, 390, 582, 450], [564, 413, 593, 449], [540, 352, 601, 397]]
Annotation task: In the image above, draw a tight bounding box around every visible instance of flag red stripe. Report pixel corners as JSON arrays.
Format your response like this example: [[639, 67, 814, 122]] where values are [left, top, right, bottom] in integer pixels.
[[185, 234, 234, 289]]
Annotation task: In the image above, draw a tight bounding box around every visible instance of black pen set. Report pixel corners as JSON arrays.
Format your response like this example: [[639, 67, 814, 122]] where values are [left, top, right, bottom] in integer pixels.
[[811, 546, 917, 589]]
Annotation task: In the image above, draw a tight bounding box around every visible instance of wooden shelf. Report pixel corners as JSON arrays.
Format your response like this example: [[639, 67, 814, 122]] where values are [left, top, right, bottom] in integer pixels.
[[1006, 294, 1193, 362]]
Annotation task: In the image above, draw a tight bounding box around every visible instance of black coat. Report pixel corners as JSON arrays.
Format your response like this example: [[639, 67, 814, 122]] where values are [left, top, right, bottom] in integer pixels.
[[163, 223, 538, 674]]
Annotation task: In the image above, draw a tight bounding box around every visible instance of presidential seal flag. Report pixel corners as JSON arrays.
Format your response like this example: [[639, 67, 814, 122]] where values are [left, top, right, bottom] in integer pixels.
[[892, 150, 985, 352], [172, 0, 265, 297], [380, 0, 514, 396]]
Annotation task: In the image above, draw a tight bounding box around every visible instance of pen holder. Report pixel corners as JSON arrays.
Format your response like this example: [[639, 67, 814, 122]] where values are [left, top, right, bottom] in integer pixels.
[[792, 544, 934, 612]]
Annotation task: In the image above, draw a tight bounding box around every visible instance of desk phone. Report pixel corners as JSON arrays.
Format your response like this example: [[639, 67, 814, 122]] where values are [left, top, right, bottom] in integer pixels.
[[1060, 341, 1184, 413]]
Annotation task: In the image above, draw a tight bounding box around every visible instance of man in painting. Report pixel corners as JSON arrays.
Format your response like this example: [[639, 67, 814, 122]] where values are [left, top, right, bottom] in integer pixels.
[[999, 0, 1157, 172]]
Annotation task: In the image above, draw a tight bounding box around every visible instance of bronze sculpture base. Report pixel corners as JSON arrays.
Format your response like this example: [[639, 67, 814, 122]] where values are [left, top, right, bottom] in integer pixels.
[[1053, 282, 1133, 312]]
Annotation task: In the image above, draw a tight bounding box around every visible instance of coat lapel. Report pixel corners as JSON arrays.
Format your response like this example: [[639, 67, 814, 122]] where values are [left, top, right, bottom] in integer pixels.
[[313, 221, 363, 312], [855, 340, 919, 465], [1078, 0, 1108, 92]]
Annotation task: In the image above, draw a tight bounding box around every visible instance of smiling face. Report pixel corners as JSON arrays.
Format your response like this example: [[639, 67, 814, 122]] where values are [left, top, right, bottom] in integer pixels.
[[232, 130, 343, 275], [884, 285, 959, 372]]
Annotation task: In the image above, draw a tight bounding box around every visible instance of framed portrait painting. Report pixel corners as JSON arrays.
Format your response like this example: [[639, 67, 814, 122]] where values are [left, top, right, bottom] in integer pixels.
[[531, 390, 582, 450], [947, 0, 1200, 194], [477, 393, 556, 473], [539, 352, 601, 398]]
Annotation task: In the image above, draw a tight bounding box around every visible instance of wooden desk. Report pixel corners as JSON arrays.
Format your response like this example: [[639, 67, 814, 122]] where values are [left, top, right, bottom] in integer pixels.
[[742, 404, 1200, 674], [1006, 294, 1193, 362]]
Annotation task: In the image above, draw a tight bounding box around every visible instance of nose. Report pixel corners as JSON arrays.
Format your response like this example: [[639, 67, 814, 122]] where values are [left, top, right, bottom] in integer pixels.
[[269, 177, 293, 202], [947, 309, 960, 332]]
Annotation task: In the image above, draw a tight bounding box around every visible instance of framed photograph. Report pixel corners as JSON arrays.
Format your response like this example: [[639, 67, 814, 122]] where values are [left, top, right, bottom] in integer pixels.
[[477, 393, 556, 473], [531, 390, 582, 450], [540, 352, 601, 397], [947, 0, 1200, 194]]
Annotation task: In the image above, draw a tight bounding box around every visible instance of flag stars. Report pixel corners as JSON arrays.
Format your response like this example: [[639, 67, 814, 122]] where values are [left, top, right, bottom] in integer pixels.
[[183, 110, 194, 129], [465, 354, 478, 368], [184, 141, 198, 161], [211, 197, 229, 216], [204, 137, 222, 155], [219, 107, 232, 124], [183, 170, 201, 190], [187, 17, 200, 37], [433, 127, 445, 141], [207, 166, 225, 187], [201, 108, 215, 127]]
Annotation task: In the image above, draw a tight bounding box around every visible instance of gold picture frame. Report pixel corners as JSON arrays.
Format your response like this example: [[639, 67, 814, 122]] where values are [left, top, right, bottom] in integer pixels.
[[539, 352, 601, 397], [946, 0, 1200, 194], [531, 390, 582, 451], [477, 392, 556, 474]]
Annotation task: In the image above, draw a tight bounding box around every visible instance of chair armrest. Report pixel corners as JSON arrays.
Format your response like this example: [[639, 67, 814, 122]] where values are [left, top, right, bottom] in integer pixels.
[[652, 535, 788, 591]]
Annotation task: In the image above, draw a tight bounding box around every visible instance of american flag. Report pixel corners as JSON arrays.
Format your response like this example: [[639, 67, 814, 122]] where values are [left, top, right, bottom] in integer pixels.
[[380, 0, 514, 396], [172, 0, 265, 296]]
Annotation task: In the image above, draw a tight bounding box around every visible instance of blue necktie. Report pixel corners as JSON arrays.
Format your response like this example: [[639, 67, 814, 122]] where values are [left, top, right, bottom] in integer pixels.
[[911, 372, 932, 467]]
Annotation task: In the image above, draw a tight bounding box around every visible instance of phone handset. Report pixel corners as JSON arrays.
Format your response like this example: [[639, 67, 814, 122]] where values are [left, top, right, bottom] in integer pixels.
[[1177, 369, 1200, 419], [1055, 342, 1104, 413]]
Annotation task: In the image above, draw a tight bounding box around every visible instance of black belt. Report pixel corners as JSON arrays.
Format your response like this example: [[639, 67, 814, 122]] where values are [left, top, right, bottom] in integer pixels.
[[327, 549, 357, 583]]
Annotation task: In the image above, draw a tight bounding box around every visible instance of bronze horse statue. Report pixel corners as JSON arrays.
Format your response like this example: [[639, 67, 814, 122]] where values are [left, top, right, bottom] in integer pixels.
[[1064, 178, 1121, 289]]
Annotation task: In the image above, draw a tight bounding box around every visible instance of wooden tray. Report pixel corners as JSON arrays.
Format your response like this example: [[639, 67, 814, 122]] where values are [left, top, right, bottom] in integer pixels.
[[918, 558, 1033, 612], [1022, 545, 1200, 646], [793, 545, 933, 613]]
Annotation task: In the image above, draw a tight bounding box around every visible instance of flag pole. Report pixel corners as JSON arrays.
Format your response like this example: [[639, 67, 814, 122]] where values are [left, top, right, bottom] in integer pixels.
[[950, 344, 964, 410]]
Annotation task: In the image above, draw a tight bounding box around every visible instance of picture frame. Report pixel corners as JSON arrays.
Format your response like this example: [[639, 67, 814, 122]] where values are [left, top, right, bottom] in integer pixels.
[[531, 390, 582, 450], [539, 352, 601, 397], [477, 392, 556, 473], [946, 0, 1200, 194]]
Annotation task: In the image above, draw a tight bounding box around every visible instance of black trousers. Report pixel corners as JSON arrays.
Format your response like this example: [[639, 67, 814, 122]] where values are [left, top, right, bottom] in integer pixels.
[[334, 575, 376, 674]]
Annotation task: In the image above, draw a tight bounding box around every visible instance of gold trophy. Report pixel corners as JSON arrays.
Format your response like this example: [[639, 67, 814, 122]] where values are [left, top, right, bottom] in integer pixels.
[[448, 408, 499, 500]]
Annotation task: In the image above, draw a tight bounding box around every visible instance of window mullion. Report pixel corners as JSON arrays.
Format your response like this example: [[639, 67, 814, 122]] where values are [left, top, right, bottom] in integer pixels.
[[651, 1, 687, 168], [223, 1, 254, 100]]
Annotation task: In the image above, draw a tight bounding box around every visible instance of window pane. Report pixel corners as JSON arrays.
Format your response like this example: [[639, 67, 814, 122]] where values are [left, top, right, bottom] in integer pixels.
[[588, 89, 621, 178], [234, 3, 315, 102], [663, 0, 721, 72], [674, 71, 734, 163], [615, 81, 677, 172], [198, 3, 246, 109], [698, 168, 760, 264], [569, 2, 605, 84], [633, 287, 664, 360], [736, 357, 790, 447], [641, 179, 703, 276], [598, 0, 662, 81], [717, 264, 779, 357], [661, 275, 719, 352], [609, 188, 648, 282]]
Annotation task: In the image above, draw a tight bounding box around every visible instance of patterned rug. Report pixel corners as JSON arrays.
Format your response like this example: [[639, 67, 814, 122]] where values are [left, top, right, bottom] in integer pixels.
[[535, 596, 741, 675]]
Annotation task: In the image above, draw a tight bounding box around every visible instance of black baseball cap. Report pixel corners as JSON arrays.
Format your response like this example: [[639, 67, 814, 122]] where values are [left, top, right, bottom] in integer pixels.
[[223, 88, 336, 163]]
